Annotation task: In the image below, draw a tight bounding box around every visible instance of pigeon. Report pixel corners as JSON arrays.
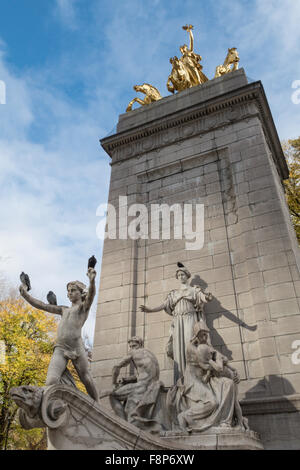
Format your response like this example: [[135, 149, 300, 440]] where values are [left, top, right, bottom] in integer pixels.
[[20, 272, 31, 291], [177, 262, 185, 268], [47, 291, 57, 305], [88, 256, 97, 269]]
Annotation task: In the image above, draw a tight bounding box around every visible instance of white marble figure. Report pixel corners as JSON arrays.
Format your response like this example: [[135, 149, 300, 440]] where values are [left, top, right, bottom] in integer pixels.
[[140, 263, 212, 380], [19, 266, 99, 402], [167, 321, 249, 433], [100, 336, 166, 432]]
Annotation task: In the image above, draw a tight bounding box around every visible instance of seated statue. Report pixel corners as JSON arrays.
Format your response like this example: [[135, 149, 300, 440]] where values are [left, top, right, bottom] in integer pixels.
[[167, 321, 249, 433], [100, 336, 167, 432]]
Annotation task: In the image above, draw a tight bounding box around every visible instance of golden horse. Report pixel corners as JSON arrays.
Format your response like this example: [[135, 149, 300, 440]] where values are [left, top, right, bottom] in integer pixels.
[[126, 83, 162, 112], [215, 48, 240, 78], [167, 56, 192, 94]]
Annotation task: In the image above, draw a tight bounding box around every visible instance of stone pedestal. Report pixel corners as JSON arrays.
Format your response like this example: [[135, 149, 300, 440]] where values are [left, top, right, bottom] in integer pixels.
[[17, 384, 262, 450], [161, 427, 263, 450], [93, 69, 300, 449]]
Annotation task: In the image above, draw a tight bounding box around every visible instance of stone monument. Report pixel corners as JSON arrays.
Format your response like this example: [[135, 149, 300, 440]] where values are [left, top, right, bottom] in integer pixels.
[[92, 27, 300, 450], [10, 25, 300, 450]]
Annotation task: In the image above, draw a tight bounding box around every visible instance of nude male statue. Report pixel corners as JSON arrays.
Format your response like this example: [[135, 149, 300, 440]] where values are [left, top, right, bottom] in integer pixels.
[[100, 336, 165, 430], [19, 266, 99, 402]]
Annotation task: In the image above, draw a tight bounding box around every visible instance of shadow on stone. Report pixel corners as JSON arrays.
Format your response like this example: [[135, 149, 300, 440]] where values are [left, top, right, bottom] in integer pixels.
[[191, 274, 257, 360], [244, 375, 296, 399], [241, 375, 300, 449]]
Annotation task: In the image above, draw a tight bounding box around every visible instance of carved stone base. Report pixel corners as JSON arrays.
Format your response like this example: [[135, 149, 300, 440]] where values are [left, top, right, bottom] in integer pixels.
[[13, 384, 263, 450], [160, 427, 264, 450]]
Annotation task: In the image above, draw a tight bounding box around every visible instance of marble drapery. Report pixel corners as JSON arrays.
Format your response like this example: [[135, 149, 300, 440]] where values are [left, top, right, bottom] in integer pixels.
[[163, 286, 209, 380]]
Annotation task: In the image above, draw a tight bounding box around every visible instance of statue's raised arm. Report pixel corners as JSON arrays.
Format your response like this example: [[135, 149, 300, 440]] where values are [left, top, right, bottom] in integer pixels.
[[83, 267, 96, 312], [182, 24, 194, 52]]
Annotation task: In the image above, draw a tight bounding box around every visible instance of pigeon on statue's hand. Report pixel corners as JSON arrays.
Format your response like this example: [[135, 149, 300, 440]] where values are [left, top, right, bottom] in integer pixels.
[[88, 256, 97, 269], [20, 272, 31, 291], [47, 291, 57, 305]]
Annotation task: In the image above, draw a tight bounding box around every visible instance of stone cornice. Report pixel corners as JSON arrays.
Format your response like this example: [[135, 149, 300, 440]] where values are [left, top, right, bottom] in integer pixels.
[[100, 80, 288, 180], [101, 84, 259, 154]]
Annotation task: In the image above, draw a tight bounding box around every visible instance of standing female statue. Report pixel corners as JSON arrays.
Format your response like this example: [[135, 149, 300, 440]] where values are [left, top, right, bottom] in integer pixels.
[[140, 263, 212, 381], [167, 25, 208, 94], [179, 25, 208, 86]]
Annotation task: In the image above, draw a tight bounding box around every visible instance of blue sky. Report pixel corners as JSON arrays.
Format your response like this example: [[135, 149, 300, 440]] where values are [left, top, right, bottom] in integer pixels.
[[0, 0, 299, 341]]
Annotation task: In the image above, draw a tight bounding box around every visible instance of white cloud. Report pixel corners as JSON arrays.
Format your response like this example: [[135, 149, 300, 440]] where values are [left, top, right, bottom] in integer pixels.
[[207, 0, 300, 139], [55, 0, 79, 30], [0, 42, 110, 342]]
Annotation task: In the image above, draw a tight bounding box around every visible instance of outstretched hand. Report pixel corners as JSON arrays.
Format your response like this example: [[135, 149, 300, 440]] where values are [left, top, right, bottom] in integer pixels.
[[232, 370, 240, 384], [19, 284, 27, 296], [140, 305, 152, 313]]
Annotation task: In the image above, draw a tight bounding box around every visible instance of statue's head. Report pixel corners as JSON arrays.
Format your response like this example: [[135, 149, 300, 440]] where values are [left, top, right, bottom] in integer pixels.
[[227, 47, 239, 62], [180, 44, 188, 54], [134, 84, 144, 93], [170, 56, 178, 66], [128, 336, 144, 350], [192, 320, 209, 344], [175, 263, 191, 283], [67, 281, 87, 302]]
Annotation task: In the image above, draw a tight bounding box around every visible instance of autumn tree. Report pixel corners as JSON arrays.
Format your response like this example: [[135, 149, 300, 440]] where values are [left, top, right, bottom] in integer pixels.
[[0, 296, 57, 450], [283, 138, 300, 243]]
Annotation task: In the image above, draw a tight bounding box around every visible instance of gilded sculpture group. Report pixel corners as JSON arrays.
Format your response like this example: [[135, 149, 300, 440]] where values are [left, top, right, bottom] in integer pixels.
[[126, 25, 240, 112]]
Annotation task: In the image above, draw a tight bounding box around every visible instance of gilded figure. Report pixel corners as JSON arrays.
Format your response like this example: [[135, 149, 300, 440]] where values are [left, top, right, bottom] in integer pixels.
[[215, 48, 240, 78], [126, 83, 162, 112], [167, 25, 208, 94]]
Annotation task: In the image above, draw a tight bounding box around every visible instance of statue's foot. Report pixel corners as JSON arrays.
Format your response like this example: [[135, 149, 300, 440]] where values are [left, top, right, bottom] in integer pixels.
[[219, 422, 232, 429], [234, 423, 245, 432], [234, 417, 250, 431], [242, 417, 250, 431]]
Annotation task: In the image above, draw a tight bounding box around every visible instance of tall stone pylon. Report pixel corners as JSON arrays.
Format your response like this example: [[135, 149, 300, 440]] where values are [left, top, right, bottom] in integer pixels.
[[92, 69, 300, 449]]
